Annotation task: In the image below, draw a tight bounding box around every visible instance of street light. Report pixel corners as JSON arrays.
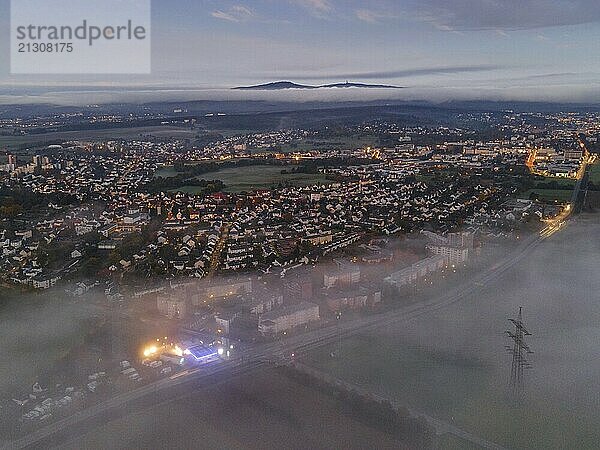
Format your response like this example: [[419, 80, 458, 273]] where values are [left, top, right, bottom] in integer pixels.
[[335, 311, 342, 357]]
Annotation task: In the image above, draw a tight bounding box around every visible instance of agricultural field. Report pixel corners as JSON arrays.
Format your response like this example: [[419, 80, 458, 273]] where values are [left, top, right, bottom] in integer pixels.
[[588, 162, 600, 184], [176, 165, 332, 193], [519, 189, 572, 203]]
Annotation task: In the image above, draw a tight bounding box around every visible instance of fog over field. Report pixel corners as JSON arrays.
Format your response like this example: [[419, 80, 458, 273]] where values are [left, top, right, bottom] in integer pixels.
[[0, 292, 94, 394], [2, 212, 599, 449], [308, 214, 600, 449]]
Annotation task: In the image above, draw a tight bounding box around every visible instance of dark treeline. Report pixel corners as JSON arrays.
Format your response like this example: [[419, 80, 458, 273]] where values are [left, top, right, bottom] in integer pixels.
[[174, 156, 377, 176], [144, 176, 224, 194], [533, 180, 575, 190], [0, 187, 78, 219]]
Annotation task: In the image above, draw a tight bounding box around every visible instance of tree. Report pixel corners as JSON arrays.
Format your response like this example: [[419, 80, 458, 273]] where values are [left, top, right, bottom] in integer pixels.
[[119, 233, 145, 260]]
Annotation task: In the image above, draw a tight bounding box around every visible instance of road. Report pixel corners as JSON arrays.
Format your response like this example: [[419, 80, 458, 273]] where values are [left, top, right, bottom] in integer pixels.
[[4, 219, 567, 450], [207, 221, 232, 277], [540, 146, 593, 238]]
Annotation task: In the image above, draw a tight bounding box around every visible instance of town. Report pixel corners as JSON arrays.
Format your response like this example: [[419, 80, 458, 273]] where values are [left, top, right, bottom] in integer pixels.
[[5, 0, 600, 446], [0, 106, 597, 439]]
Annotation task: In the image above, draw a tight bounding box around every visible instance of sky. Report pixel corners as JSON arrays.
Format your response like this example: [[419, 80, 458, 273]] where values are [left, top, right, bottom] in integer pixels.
[[1, 0, 600, 103]]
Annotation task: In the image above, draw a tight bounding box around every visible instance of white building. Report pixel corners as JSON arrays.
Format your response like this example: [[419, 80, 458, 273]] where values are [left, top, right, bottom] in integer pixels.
[[258, 302, 320, 336], [426, 244, 469, 265], [384, 255, 447, 289]]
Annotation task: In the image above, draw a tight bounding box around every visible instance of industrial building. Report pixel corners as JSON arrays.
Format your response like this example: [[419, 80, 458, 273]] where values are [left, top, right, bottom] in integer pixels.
[[215, 310, 241, 335], [423, 230, 472, 265], [283, 269, 313, 301], [185, 344, 220, 363], [244, 291, 284, 315], [322, 285, 382, 312]]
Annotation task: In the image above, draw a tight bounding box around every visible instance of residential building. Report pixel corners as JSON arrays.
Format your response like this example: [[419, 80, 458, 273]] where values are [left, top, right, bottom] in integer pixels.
[[157, 295, 188, 319], [258, 302, 320, 335]]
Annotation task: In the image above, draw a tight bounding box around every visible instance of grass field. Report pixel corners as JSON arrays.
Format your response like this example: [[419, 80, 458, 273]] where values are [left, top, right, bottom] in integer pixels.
[[174, 165, 332, 193], [213, 129, 259, 138], [588, 163, 600, 184], [537, 177, 577, 188], [154, 166, 180, 178], [519, 189, 572, 202]]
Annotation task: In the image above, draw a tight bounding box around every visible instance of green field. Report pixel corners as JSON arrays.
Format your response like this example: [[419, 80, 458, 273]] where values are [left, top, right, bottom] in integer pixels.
[[520, 189, 572, 202], [538, 177, 577, 188], [176, 165, 332, 193], [212, 129, 258, 138], [588, 163, 600, 184]]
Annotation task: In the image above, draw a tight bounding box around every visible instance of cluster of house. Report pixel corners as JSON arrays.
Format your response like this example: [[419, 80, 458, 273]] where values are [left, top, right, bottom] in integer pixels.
[[2, 202, 157, 287], [6, 144, 158, 202], [215, 168, 501, 275], [465, 198, 563, 234], [2, 116, 569, 290], [0, 225, 65, 289], [152, 254, 390, 338], [182, 129, 309, 159], [0, 150, 520, 289]]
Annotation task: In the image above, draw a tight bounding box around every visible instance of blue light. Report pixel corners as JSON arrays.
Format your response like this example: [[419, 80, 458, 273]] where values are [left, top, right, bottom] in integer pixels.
[[186, 345, 219, 361]]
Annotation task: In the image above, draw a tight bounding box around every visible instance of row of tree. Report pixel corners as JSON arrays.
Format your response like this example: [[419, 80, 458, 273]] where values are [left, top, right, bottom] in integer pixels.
[[279, 365, 435, 448]]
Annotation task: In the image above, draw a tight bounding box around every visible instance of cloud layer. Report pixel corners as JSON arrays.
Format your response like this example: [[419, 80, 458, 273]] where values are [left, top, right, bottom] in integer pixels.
[[290, 65, 505, 80], [211, 5, 255, 22], [408, 0, 600, 30]]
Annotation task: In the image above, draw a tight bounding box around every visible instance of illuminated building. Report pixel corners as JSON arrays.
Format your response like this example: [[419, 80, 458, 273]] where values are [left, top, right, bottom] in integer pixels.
[[157, 295, 188, 319]]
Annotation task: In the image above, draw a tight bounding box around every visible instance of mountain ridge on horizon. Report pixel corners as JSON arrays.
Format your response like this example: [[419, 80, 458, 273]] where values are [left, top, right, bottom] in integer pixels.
[[232, 81, 404, 90]]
